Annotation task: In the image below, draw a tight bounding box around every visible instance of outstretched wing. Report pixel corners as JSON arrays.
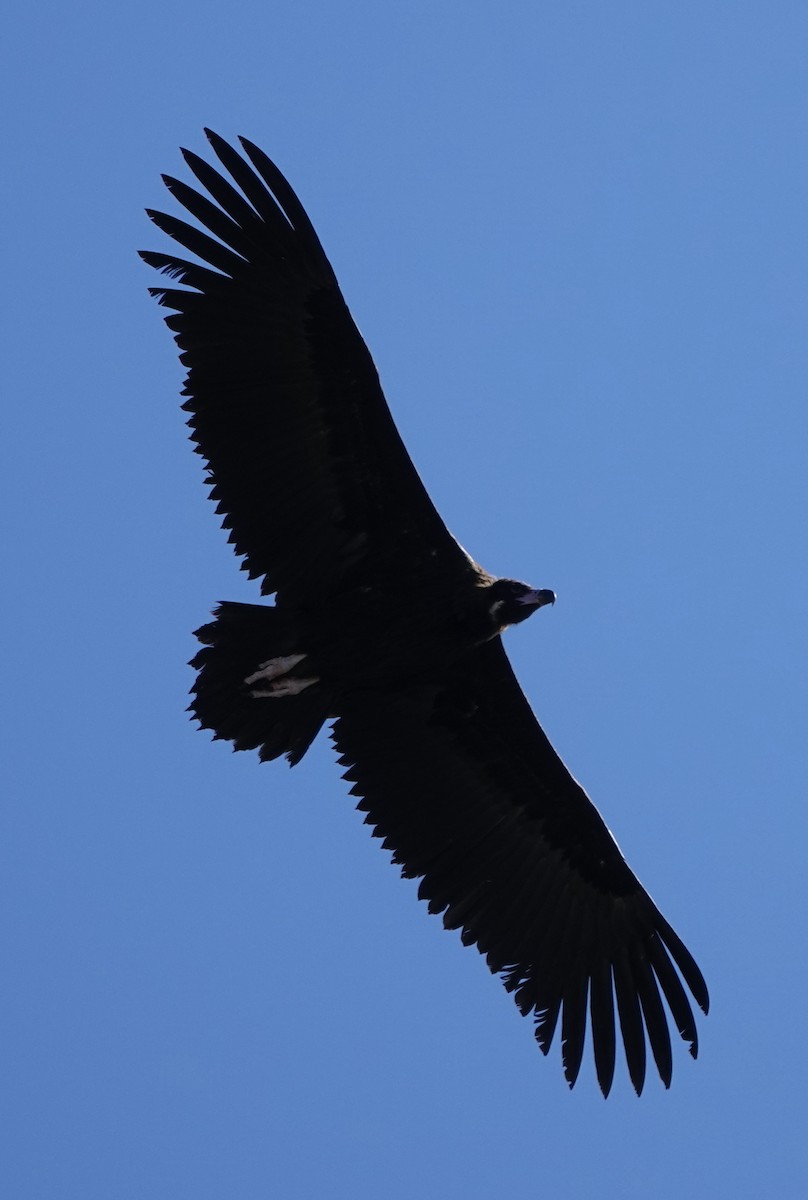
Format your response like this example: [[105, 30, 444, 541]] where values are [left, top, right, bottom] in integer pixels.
[[333, 636, 709, 1096], [141, 130, 479, 601]]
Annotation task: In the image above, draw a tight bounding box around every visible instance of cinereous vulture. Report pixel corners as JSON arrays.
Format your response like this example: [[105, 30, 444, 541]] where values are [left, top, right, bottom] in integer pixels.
[[142, 131, 708, 1096]]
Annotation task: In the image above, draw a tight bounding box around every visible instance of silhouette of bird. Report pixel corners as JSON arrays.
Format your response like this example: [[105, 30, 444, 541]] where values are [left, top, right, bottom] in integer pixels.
[[142, 130, 708, 1096]]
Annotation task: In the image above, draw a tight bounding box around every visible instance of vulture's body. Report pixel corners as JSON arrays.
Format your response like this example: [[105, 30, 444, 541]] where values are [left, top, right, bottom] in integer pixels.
[[143, 131, 708, 1096]]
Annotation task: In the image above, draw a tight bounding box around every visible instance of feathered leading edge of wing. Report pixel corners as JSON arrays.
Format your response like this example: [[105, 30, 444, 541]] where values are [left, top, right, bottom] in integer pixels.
[[333, 638, 709, 1096], [141, 131, 477, 602]]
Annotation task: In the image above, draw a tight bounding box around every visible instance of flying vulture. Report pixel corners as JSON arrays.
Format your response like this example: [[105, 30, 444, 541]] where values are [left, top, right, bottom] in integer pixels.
[[142, 130, 708, 1096]]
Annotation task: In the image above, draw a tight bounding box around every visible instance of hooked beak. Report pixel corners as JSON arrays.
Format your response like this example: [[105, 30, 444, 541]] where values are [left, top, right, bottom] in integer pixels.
[[517, 588, 556, 609]]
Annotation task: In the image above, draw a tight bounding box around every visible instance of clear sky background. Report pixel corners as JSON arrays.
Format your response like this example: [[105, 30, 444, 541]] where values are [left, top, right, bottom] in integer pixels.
[[4, 2, 807, 1197]]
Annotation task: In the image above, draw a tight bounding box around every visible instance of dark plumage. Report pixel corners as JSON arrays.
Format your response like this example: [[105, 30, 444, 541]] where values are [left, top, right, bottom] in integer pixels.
[[142, 130, 708, 1096]]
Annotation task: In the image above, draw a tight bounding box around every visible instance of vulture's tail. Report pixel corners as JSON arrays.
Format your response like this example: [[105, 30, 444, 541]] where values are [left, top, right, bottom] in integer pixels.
[[190, 601, 332, 765]]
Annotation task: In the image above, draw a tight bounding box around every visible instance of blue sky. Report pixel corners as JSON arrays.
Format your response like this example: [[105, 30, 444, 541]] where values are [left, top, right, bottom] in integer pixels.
[[4, 2, 807, 1196]]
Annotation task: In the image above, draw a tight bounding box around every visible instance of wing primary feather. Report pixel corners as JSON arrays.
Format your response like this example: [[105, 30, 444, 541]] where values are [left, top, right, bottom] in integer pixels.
[[633, 949, 674, 1089], [533, 994, 562, 1057], [139, 249, 229, 294], [180, 147, 265, 229], [160, 175, 262, 260], [204, 129, 290, 225], [613, 948, 647, 1095], [560, 970, 589, 1089], [653, 912, 710, 1015], [145, 209, 245, 275], [647, 935, 700, 1057], [589, 956, 617, 1097], [238, 136, 333, 270]]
